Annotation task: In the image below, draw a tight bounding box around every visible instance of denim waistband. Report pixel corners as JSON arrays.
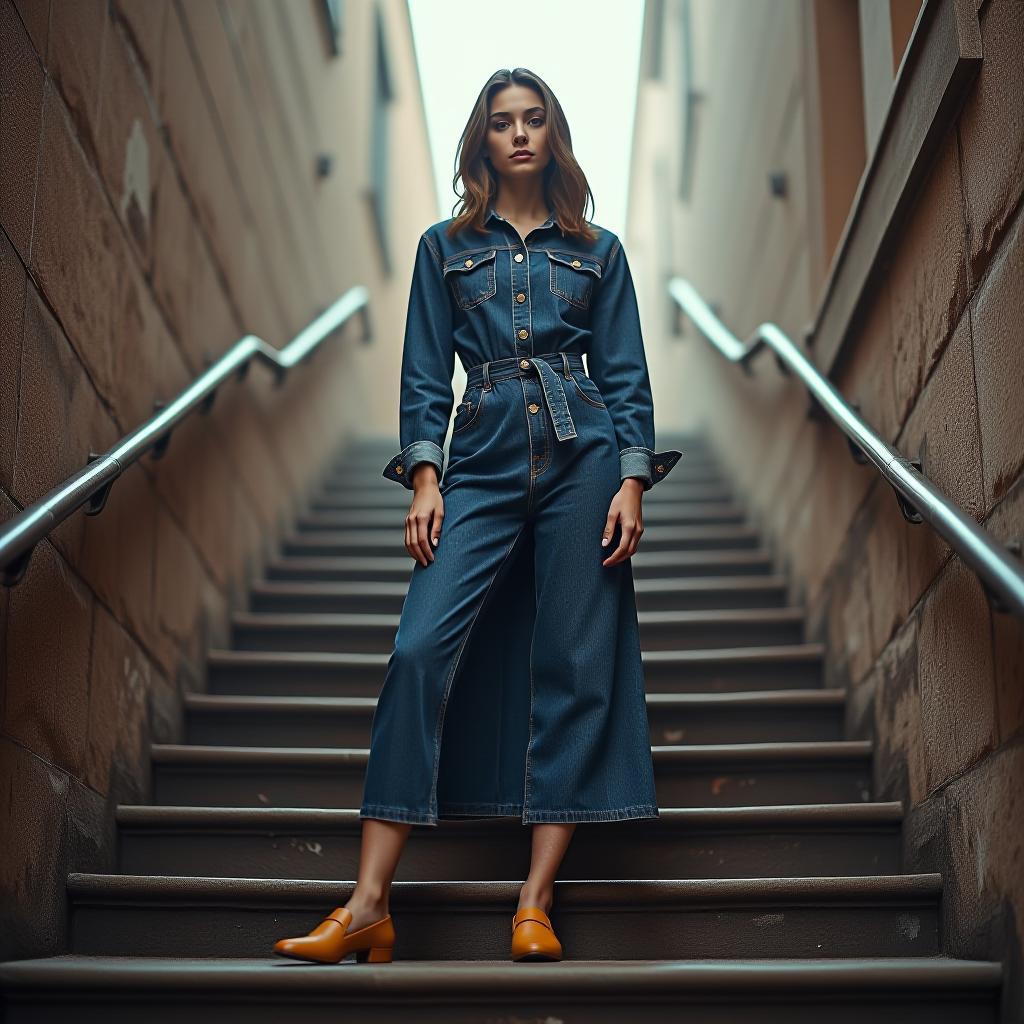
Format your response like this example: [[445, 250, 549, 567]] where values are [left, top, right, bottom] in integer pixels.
[[464, 351, 586, 442]]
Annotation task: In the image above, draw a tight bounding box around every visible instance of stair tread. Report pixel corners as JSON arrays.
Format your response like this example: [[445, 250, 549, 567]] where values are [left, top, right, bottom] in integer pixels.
[[65, 872, 943, 903], [206, 643, 824, 668], [284, 524, 761, 542], [266, 548, 775, 570], [0, 955, 1003, 995], [231, 607, 808, 627], [185, 688, 847, 713], [150, 739, 872, 765], [249, 575, 790, 595], [115, 800, 903, 828]]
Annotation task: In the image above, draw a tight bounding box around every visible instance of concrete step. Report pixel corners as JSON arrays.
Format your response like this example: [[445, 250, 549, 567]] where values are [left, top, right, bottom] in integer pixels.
[[228, 607, 806, 654], [185, 688, 846, 748], [247, 574, 792, 614], [294, 501, 750, 532], [62, 874, 942, 960], [0, 955, 1001, 1023], [263, 548, 778, 583], [279, 523, 764, 558], [116, 801, 903, 881], [311, 481, 737, 509], [148, 740, 872, 808], [205, 643, 826, 696]]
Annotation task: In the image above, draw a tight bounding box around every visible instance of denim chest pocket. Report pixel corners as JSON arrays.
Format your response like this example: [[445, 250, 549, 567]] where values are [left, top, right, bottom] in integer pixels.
[[546, 250, 603, 309], [443, 249, 498, 309]]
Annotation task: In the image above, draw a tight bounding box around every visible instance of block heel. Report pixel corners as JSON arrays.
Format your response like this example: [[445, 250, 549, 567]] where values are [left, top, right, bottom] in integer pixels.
[[357, 946, 394, 963]]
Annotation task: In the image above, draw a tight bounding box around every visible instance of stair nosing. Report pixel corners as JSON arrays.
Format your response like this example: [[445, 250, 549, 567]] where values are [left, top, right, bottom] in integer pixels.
[[0, 955, 1002, 998], [64, 871, 945, 907]]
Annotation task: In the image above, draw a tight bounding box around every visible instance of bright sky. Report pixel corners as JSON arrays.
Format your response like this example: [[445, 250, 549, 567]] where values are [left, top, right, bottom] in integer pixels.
[[407, 0, 645, 239]]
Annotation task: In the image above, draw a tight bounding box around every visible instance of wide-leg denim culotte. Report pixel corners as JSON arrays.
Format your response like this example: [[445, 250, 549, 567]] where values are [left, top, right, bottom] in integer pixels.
[[359, 350, 661, 826]]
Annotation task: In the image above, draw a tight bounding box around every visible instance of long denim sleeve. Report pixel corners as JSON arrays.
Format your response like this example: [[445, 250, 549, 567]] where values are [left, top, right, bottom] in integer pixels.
[[586, 237, 683, 490], [381, 232, 454, 489], [382, 205, 683, 490]]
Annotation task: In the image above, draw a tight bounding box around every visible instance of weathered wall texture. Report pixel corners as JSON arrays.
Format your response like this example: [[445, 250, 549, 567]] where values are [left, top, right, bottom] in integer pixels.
[[632, 0, 1023, 1016], [0, 0, 436, 958]]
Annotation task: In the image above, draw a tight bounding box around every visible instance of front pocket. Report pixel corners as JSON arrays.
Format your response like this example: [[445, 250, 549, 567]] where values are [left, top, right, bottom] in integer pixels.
[[442, 249, 498, 309], [569, 370, 607, 408], [546, 250, 603, 309], [452, 386, 486, 433]]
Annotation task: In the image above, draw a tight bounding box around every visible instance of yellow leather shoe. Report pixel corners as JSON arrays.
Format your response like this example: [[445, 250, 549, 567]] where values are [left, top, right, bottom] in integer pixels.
[[273, 906, 395, 964], [510, 905, 562, 961]]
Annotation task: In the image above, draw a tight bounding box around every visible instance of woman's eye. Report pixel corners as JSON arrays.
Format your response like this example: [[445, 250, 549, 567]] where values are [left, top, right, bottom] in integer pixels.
[[493, 118, 545, 131]]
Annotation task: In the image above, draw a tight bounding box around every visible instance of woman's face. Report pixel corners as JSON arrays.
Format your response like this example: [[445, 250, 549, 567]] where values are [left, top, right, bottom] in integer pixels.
[[485, 84, 551, 182]]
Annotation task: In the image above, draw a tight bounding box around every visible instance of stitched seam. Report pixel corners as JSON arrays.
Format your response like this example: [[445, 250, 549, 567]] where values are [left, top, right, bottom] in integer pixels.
[[512, 230, 521, 354], [528, 237, 536, 354], [442, 246, 498, 268], [548, 263, 593, 309], [452, 386, 486, 433], [534, 361, 577, 440], [569, 373, 607, 408], [542, 246, 608, 270], [398, 440, 445, 456], [428, 524, 528, 817], [606, 236, 622, 270], [450, 260, 497, 309], [422, 231, 442, 268], [523, 564, 537, 820], [521, 377, 539, 506]]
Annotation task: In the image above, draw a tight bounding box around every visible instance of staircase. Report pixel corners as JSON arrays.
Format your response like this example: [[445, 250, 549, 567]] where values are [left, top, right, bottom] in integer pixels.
[[0, 434, 1003, 1021]]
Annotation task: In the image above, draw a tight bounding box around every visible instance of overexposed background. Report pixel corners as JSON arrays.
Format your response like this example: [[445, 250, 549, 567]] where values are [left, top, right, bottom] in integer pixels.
[[408, 0, 645, 236]]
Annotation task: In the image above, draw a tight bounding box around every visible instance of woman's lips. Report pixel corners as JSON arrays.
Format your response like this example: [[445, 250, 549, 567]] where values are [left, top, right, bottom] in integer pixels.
[[511, 152, 534, 161]]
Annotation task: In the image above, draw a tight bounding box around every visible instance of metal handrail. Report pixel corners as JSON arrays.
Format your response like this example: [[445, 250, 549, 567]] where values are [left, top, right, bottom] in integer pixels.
[[0, 286, 372, 588], [669, 276, 1024, 619]]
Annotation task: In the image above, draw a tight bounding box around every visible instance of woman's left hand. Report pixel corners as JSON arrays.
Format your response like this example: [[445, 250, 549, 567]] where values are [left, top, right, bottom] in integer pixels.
[[601, 479, 645, 566]]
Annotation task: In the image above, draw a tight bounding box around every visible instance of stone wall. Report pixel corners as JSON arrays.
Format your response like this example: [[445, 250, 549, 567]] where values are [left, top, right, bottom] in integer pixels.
[[0, 0, 431, 958], [639, 0, 1023, 1016], [823, 6, 1024, 999]]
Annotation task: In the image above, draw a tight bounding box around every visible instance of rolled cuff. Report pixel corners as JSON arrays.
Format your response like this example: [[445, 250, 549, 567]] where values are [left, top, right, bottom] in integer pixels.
[[382, 440, 445, 490], [619, 446, 684, 491]]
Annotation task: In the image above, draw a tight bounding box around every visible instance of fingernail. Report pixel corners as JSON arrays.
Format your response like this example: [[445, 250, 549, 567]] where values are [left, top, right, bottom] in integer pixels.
[[601, 538, 609, 546], [432, 536, 439, 545]]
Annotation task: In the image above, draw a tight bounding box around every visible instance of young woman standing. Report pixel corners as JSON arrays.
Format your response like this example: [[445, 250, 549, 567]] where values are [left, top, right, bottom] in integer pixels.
[[273, 67, 682, 965]]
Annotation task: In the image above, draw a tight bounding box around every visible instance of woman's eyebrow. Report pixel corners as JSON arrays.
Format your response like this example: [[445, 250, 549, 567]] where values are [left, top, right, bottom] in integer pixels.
[[490, 106, 546, 119]]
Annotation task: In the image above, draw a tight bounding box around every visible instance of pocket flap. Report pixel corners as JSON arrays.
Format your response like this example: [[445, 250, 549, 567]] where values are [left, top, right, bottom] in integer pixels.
[[443, 249, 498, 275], [545, 250, 603, 277]]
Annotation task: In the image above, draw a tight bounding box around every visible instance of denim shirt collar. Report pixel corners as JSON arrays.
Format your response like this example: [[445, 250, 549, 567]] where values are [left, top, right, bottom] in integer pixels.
[[485, 201, 565, 238]]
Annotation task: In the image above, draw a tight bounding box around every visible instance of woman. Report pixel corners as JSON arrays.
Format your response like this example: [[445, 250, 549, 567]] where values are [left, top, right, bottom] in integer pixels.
[[273, 67, 682, 966]]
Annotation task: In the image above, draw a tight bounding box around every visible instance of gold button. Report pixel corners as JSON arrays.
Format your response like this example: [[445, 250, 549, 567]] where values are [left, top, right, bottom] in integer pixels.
[[655, 464, 664, 473], [395, 464, 403, 474], [571, 259, 582, 268], [518, 329, 529, 340], [520, 359, 530, 368], [516, 293, 526, 302], [514, 253, 524, 262], [464, 258, 473, 267], [528, 403, 540, 414]]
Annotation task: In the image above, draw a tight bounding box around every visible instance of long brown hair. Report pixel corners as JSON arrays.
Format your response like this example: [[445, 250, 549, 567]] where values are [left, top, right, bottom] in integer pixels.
[[445, 68, 599, 244]]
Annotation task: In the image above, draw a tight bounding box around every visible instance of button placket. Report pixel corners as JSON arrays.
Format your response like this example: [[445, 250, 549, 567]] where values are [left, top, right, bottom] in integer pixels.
[[491, 210, 535, 361], [512, 238, 531, 359]]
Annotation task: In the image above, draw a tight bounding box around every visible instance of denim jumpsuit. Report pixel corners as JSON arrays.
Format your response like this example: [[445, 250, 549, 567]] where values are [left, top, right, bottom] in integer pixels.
[[358, 202, 684, 826]]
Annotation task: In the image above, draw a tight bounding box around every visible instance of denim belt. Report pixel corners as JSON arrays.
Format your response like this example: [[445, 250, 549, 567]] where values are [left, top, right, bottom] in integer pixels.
[[464, 351, 585, 442]]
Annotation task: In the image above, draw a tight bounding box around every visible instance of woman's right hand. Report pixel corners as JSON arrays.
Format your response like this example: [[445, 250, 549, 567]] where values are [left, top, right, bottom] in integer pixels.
[[405, 464, 444, 565]]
